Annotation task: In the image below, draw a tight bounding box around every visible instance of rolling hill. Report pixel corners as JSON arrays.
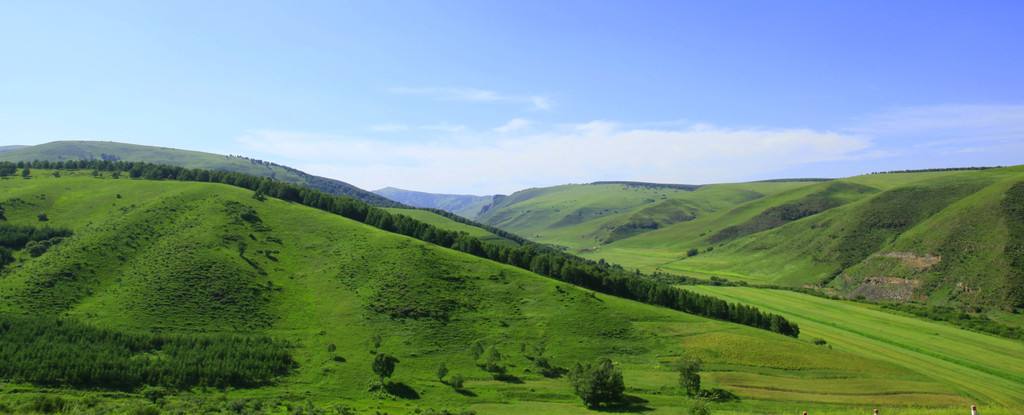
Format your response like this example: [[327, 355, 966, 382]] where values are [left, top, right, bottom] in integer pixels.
[[0, 169, 1015, 414], [0, 141, 400, 207], [375, 187, 495, 219], [468, 168, 1024, 310]]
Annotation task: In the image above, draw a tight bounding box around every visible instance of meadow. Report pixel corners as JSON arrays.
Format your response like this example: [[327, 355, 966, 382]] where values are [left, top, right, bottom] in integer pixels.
[[688, 286, 1024, 409], [0, 171, 1013, 413]]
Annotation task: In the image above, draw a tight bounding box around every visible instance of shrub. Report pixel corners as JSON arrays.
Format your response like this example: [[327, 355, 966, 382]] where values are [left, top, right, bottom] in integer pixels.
[[568, 358, 625, 408]]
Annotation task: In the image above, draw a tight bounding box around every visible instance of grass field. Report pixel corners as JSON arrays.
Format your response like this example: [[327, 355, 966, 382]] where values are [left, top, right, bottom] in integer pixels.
[[688, 286, 1024, 409], [384, 207, 520, 247], [0, 171, 1012, 413]]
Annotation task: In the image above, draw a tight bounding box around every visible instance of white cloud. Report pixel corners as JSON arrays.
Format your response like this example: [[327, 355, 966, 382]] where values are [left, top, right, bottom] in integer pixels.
[[236, 123, 869, 194], [388, 86, 552, 111], [850, 104, 1024, 158], [368, 124, 409, 133], [494, 118, 531, 133]]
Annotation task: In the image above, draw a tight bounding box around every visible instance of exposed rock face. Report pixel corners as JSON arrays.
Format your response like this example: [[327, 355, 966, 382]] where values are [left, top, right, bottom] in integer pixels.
[[850, 276, 922, 302], [880, 252, 942, 270]]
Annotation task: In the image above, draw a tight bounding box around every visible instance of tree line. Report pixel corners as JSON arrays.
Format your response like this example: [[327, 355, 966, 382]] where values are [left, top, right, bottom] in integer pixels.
[[0, 313, 294, 390], [12, 159, 799, 337]]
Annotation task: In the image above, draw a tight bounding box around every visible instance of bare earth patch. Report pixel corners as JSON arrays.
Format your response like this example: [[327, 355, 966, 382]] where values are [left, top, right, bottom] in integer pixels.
[[880, 251, 941, 270]]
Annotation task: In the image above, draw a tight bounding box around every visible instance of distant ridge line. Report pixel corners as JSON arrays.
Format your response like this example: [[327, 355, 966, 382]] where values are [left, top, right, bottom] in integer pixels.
[[590, 181, 701, 191], [868, 166, 1003, 175], [751, 178, 833, 183]]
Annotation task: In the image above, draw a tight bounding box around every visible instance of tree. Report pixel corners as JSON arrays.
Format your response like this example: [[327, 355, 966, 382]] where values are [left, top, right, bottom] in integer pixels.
[[480, 346, 504, 373], [372, 353, 399, 387], [51, 171, 61, 178], [469, 340, 485, 359], [448, 374, 465, 389], [686, 248, 699, 257], [370, 334, 382, 353], [688, 398, 711, 415], [436, 362, 449, 383], [37, 213, 49, 222], [568, 358, 625, 408], [676, 356, 702, 397], [21, 167, 30, 179], [0, 248, 13, 269]]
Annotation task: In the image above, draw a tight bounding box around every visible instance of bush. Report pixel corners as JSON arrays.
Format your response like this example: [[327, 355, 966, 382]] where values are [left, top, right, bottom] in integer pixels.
[[448, 374, 465, 389], [569, 358, 625, 408]]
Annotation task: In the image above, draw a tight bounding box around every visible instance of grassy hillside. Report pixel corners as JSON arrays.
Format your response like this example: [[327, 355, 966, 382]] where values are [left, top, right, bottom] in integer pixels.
[[0, 141, 399, 206], [483, 168, 1024, 310], [656, 168, 1024, 306], [376, 187, 495, 219], [384, 208, 520, 247], [476, 181, 811, 251], [0, 171, 1006, 414], [688, 286, 1024, 409]]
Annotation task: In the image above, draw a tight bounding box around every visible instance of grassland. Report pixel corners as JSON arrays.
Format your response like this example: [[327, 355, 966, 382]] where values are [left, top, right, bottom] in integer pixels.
[[0, 171, 1009, 413], [384, 208, 520, 247], [0, 141, 397, 206], [480, 168, 1024, 310], [688, 286, 1024, 409]]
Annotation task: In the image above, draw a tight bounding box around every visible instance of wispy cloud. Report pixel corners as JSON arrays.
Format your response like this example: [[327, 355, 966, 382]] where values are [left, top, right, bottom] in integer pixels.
[[238, 104, 1024, 194], [849, 104, 1024, 158], [237, 123, 869, 194], [368, 124, 409, 133], [493, 118, 531, 133], [388, 86, 552, 111]]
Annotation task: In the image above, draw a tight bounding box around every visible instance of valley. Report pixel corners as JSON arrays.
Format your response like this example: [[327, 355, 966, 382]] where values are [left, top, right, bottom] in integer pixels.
[[0, 167, 1019, 411]]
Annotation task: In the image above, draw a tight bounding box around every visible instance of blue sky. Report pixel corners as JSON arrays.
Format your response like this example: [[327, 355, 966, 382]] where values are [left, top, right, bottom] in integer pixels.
[[1, 1, 1022, 194]]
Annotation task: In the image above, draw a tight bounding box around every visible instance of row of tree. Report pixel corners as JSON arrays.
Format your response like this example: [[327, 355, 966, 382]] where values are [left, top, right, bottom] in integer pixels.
[[0, 313, 294, 390], [13, 160, 799, 337]]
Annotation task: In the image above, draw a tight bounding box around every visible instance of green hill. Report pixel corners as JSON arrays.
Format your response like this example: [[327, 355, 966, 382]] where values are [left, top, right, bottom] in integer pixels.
[[475, 181, 811, 250], [375, 187, 495, 219], [0, 141, 400, 207], [473, 169, 1024, 310], [0, 170, 1010, 414], [383, 208, 522, 247]]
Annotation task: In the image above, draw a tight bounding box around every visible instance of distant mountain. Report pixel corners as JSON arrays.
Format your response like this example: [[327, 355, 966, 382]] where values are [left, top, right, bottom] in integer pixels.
[[374, 186, 495, 219], [0, 145, 26, 153], [0, 141, 401, 206]]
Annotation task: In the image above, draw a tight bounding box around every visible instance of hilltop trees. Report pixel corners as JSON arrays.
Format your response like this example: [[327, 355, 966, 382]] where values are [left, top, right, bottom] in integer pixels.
[[569, 358, 625, 408]]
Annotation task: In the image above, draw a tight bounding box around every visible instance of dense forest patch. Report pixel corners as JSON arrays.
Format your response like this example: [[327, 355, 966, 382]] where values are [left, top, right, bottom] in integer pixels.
[[0, 313, 294, 390]]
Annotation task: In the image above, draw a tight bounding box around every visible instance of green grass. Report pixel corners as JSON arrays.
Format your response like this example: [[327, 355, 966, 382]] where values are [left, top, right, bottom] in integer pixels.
[[0, 171, 1005, 413], [384, 208, 520, 247], [0, 140, 397, 206], [687, 286, 1024, 408], [477, 181, 808, 251]]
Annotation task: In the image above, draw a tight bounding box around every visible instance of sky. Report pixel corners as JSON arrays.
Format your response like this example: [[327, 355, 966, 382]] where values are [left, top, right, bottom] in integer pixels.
[[1, 1, 1022, 194]]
